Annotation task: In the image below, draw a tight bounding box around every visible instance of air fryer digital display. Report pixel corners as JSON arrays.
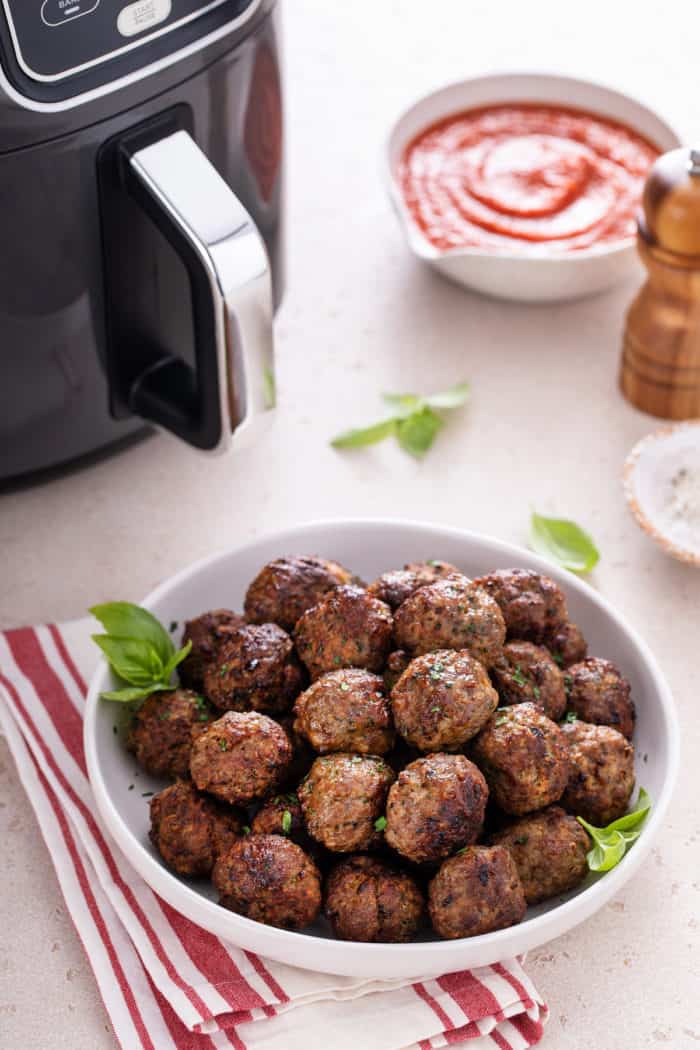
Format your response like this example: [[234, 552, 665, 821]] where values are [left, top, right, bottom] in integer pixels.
[[1, 0, 253, 81]]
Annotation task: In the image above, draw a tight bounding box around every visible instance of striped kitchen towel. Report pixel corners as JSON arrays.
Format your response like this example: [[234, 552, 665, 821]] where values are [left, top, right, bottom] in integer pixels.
[[0, 619, 548, 1050]]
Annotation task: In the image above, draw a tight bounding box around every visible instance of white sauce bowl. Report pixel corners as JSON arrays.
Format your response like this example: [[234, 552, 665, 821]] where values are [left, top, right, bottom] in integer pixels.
[[385, 73, 681, 302]]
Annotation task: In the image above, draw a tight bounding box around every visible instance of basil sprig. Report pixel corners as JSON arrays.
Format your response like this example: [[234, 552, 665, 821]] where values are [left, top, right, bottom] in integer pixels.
[[577, 788, 651, 872], [331, 381, 469, 459], [90, 602, 191, 702], [529, 511, 600, 574]]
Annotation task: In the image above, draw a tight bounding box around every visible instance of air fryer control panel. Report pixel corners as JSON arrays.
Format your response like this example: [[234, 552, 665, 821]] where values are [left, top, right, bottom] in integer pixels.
[[0, 0, 257, 101]]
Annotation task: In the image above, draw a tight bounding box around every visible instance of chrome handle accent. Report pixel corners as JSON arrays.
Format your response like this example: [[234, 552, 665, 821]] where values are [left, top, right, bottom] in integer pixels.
[[128, 128, 274, 453]]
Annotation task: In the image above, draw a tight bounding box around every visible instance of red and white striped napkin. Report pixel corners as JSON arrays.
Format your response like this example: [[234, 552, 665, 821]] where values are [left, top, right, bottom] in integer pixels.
[[0, 619, 548, 1050]]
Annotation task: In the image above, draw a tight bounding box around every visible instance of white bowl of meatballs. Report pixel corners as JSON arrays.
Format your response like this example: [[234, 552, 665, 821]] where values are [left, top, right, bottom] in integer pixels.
[[84, 520, 679, 979]]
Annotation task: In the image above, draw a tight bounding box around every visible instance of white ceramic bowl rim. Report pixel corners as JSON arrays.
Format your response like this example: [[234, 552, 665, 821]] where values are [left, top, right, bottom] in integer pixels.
[[385, 70, 682, 265], [85, 518, 680, 974]]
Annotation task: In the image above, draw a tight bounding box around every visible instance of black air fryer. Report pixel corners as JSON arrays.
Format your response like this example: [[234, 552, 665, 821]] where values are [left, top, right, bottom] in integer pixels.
[[0, 0, 283, 481]]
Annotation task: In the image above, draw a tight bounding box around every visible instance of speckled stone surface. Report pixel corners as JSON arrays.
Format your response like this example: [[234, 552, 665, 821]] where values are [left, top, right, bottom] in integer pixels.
[[1, 2, 700, 1047]]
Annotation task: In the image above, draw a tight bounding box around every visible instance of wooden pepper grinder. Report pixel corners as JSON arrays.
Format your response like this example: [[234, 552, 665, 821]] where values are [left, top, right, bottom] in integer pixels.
[[620, 147, 700, 419]]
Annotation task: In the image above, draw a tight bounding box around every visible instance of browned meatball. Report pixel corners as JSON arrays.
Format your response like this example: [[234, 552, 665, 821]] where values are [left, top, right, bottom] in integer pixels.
[[545, 622, 588, 668], [293, 669, 394, 755], [391, 650, 498, 752], [203, 623, 305, 714], [385, 754, 488, 864], [405, 559, 459, 578], [244, 555, 354, 632], [213, 834, 321, 930], [178, 609, 245, 690], [251, 791, 305, 840], [367, 560, 459, 610], [490, 806, 590, 904], [490, 641, 567, 722], [294, 586, 393, 680], [561, 721, 635, 826], [471, 703, 570, 815], [190, 711, 292, 806], [428, 845, 526, 939], [127, 688, 213, 779], [394, 576, 505, 668], [149, 780, 242, 877], [298, 753, 394, 853], [324, 856, 425, 942], [473, 569, 568, 643], [384, 650, 411, 692], [565, 657, 635, 740]]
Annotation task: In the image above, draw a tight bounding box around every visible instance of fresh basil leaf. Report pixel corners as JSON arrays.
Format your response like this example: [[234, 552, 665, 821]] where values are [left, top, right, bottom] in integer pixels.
[[100, 683, 172, 703], [160, 640, 193, 683], [90, 602, 175, 664], [529, 512, 600, 574], [331, 418, 397, 449], [586, 829, 627, 872], [381, 393, 422, 418], [577, 788, 651, 872], [333, 379, 468, 459], [605, 787, 651, 833], [396, 407, 444, 457], [92, 635, 165, 687], [423, 381, 470, 410]]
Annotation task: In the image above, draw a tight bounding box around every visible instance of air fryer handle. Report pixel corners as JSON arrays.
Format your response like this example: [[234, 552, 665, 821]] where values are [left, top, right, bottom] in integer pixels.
[[120, 128, 275, 453]]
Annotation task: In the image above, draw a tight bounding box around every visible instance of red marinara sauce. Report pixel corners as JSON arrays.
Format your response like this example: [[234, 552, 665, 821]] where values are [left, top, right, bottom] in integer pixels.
[[398, 103, 660, 253]]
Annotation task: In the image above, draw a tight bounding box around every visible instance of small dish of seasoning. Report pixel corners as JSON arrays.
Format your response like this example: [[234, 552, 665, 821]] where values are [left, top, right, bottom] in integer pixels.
[[624, 422, 700, 566], [386, 73, 680, 301]]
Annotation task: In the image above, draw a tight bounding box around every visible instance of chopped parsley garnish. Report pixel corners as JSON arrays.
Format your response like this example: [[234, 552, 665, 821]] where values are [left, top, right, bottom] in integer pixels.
[[340, 682, 350, 692], [241, 825, 251, 835], [218, 739, 228, 751], [281, 810, 292, 834], [563, 710, 578, 724], [512, 667, 527, 687], [533, 685, 541, 700], [194, 695, 209, 721], [374, 816, 387, 832]]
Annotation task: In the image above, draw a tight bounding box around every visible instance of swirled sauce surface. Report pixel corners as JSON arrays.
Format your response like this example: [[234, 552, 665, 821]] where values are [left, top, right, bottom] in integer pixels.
[[399, 104, 659, 253]]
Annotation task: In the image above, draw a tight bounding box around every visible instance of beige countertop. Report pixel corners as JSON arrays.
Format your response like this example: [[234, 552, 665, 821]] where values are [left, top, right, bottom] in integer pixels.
[[1, 1, 700, 1047]]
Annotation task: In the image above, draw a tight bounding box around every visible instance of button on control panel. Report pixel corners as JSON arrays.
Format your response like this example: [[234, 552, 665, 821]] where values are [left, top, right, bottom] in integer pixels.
[[117, 0, 172, 38], [40, 0, 100, 28]]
